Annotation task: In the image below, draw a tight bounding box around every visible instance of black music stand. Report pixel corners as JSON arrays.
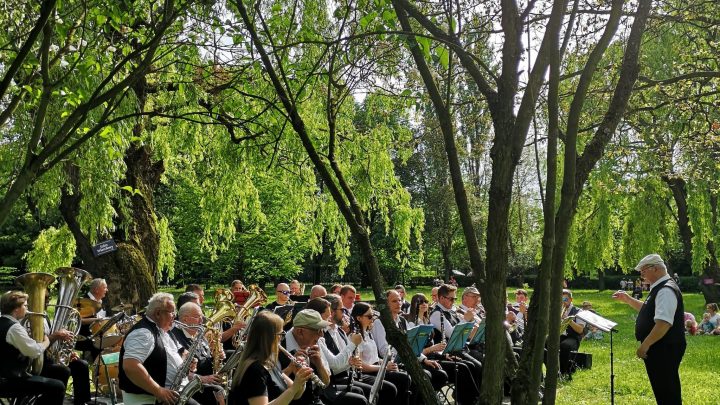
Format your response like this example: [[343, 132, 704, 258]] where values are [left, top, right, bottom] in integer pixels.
[[575, 310, 618, 405], [92, 312, 125, 405]]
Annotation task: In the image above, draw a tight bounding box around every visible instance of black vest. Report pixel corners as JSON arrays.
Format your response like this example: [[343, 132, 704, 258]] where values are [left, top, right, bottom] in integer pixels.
[[119, 316, 168, 394], [635, 278, 685, 350], [430, 306, 459, 344], [171, 327, 213, 376], [0, 317, 32, 379], [563, 305, 582, 341]]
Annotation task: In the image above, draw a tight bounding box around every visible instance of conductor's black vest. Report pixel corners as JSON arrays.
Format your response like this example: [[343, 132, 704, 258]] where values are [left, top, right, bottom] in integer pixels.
[[118, 316, 168, 394], [635, 278, 685, 350]]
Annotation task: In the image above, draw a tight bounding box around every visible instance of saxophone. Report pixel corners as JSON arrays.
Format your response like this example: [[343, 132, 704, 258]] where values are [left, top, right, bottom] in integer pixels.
[[16, 272, 56, 375], [169, 321, 205, 393], [47, 267, 91, 365]]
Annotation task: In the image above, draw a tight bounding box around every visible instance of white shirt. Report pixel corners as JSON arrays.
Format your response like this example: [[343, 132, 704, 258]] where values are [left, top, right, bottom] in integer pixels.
[[285, 328, 330, 372], [88, 292, 106, 318], [649, 275, 678, 325], [429, 303, 457, 341], [317, 330, 356, 374], [357, 334, 380, 365], [2, 314, 45, 359], [121, 316, 185, 405]]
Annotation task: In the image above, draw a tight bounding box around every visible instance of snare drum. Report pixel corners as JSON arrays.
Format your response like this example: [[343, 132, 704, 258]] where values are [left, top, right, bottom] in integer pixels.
[[90, 319, 123, 350], [96, 351, 120, 395]]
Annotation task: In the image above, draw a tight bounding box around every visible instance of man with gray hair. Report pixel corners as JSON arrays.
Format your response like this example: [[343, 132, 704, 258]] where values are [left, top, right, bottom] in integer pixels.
[[309, 285, 327, 300], [75, 278, 108, 359], [119, 293, 197, 405], [613, 254, 686, 405]]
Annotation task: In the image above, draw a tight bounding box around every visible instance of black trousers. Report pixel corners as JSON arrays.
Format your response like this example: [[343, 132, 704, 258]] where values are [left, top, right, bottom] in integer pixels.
[[0, 375, 65, 405], [323, 384, 368, 405], [644, 341, 686, 405], [559, 336, 581, 375], [42, 359, 92, 405]]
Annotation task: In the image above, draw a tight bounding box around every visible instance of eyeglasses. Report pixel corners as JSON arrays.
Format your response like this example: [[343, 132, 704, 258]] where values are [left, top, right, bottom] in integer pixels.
[[362, 314, 375, 319], [277, 290, 291, 295], [276, 330, 286, 338], [418, 300, 428, 304], [161, 310, 176, 317], [443, 296, 457, 301]]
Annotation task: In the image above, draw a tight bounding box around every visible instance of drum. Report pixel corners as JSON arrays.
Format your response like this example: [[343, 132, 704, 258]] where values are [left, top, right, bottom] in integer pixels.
[[90, 319, 123, 349], [96, 351, 120, 395]]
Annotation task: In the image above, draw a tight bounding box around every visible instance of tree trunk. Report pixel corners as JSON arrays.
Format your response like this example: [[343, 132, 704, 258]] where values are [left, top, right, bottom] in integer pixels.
[[598, 269, 605, 291], [440, 238, 453, 283], [662, 175, 693, 265], [700, 193, 720, 303]]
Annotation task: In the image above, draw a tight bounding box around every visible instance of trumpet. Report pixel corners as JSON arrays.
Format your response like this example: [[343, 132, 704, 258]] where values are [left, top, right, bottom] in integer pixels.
[[278, 345, 327, 389], [560, 315, 576, 336]]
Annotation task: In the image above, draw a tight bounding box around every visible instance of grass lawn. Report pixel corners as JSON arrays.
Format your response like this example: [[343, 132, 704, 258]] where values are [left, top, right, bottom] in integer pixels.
[[167, 285, 717, 404]]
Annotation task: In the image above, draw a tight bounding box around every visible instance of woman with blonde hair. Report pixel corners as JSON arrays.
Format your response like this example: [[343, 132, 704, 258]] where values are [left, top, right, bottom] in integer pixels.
[[228, 311, 313, 405]]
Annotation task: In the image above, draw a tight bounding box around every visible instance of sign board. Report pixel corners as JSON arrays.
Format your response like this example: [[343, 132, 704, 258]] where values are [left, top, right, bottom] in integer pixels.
[[92, 239, 118, 257]]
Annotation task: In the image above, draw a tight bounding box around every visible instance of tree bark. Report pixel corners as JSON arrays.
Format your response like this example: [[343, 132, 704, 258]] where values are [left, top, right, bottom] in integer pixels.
[[662, 175, 693, 264]]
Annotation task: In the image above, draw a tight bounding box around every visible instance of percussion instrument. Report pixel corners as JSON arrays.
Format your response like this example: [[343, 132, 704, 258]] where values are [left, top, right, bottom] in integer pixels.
[[90, 318, 123, 349], [73, 297, 102, 318]]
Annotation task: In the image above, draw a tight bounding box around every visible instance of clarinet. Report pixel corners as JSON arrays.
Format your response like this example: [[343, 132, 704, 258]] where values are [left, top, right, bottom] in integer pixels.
[[349, 321, 360, 385], [440, 312, 446, 344], [278, 345, 327, 389]]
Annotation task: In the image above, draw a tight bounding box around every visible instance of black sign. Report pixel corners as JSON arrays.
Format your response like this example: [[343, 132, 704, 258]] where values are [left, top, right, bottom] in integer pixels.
[[92, 239, 118, 257]]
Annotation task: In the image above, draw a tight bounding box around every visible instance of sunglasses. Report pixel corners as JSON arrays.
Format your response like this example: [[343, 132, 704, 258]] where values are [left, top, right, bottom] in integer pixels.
[[277, 290, 291, 295]]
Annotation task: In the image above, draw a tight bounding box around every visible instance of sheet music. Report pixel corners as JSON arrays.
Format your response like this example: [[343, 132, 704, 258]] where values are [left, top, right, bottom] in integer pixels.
[[575, 310, 617, 332]]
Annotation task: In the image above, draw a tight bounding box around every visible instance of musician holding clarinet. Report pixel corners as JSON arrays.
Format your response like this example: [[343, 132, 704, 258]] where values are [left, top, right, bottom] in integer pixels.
[[228, 311, 313, 405]]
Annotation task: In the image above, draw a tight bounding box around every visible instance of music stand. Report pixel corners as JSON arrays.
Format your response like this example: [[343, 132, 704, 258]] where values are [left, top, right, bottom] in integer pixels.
[[406, 325, 434, 357], [442, 322, 474, 355], [575, 310, 618, 405], [468, 321, 486, 345], [91, 312, 125, 405]]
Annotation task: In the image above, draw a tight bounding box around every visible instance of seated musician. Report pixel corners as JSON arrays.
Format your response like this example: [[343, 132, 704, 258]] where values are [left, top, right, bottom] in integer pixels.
[[372, 290, 446, 396], [76, 278, 108, 359], [228, 311, 313, 405], [186, 284, 206, 306], [289, 280, 302, 297], [40, 289, 91, 405], [172, 302, 225, 405], [266, 283, 292, 311], [559, 289, 586, 378], [303, 298, 368, 404], [429, 284, 483, 389], [119, 292, 198, 405], [0, 291, 65, 405], [309, 285, 327, 300], [177, 292, 200, 311], [393, 285, 410, 314], [406, 293, 478, 405], [351, 302, 411, 405], [230, 280, 246, 293]]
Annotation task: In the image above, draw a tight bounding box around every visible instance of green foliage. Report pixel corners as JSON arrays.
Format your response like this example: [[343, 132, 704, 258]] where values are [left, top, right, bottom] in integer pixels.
[[686, 181, 713, 275], [620, 179, 670, 271], [23, 226, 76, 273]]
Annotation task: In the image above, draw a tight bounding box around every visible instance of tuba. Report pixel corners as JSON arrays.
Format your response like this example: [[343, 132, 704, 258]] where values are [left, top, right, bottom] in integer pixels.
[[232, 284, 267, 348], [48, 267, 91, 365], [16, 272, 56, 375]]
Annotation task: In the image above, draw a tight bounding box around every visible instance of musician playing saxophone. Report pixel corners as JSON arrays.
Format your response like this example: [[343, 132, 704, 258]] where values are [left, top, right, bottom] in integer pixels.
[[172, 302, 224, 404], [0, 291, 65, 405], [119, 292, 197, 405]]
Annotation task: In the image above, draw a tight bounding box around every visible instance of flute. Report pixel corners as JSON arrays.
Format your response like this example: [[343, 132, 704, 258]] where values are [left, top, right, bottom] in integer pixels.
[[278, 345, 327, 389]]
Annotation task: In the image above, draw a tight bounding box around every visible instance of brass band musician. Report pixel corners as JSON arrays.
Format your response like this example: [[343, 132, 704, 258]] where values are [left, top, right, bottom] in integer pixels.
[[119, 292, 197, 405], [0, 291, 65, 405], [76, 278, 108, 359]]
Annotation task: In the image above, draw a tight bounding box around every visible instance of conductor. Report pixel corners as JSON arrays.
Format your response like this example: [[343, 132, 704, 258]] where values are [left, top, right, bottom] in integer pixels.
[[612, 254, 686, 405]]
